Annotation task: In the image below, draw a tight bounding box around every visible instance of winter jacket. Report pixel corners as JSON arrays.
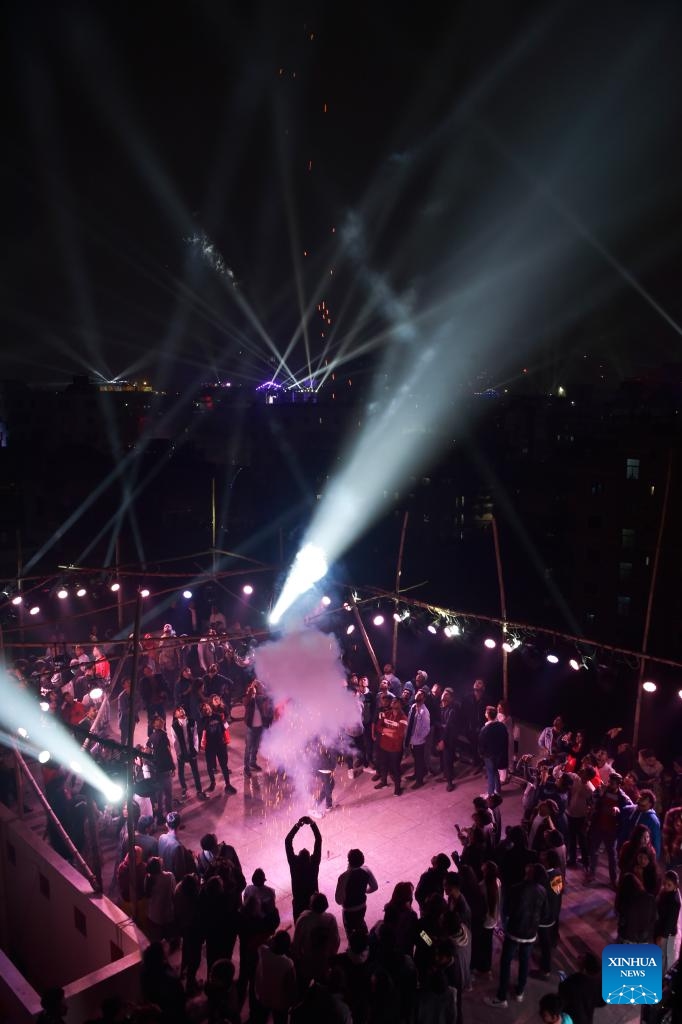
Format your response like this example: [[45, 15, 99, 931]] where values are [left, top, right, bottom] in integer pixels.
[[503, 879, 547, 942]]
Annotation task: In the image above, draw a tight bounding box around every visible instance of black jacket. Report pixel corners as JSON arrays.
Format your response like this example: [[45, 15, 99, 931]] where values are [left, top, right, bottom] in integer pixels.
[[504, 880, 547, 941], [478, 720, 509, 768]]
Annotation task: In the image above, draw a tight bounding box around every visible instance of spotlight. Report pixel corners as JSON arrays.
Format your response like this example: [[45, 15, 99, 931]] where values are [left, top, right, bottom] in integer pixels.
[[343, 603, 351, 612], [321, 595, 331, 607], [678, 689, 682, 700], [104, 782, 124, 803], [642, 681, 657, 693], [484, 638, 496, 649], [76, 587, 87, 598], [269, 542, 328, 624], [546, 654, 559, 665], [70, 761, 83, 774], [346, 624, 355, 635], [140, 588, 150, 598], [110, 582, 120, 593], [57, 588, 68, 600], [182, 589, 193, 599], [89, 687, 103, 701], [393, 612, 401, 622], [502, 638, 521, 653], [38, 750, 51, 764], [427, 624, 438, 635], [373, 615, 384, 626], [11, 595, 22, 606], [243, 584, 254, 596], [17, 727, 28, 739], [29, 606, 40, 616], [569, 658, 580, 671]]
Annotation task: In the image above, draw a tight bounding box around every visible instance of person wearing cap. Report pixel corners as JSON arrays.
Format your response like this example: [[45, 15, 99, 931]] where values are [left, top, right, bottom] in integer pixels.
[[436, 687, 459, 791], [159, 811, 196, 883], [462, 679, 488, 770]]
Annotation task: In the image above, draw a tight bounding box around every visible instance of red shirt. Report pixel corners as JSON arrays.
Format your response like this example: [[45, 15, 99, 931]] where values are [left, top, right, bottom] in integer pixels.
[[378, 711, 407, 753]]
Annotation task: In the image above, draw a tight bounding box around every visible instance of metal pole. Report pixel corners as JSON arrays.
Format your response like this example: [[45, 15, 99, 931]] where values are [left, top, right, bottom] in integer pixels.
[[351, 598, 383, 683], [391, 512, 409, 668], [125, 589, 144, 922], [491, 516, 509, 702], [14, 749, 101, 892], [633, 451, 673, 748], [115, 536, 124, 632]]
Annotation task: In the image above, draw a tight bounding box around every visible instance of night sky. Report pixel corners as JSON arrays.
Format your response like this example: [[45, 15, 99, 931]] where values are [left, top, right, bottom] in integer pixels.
[[3, 0, 682, 390]]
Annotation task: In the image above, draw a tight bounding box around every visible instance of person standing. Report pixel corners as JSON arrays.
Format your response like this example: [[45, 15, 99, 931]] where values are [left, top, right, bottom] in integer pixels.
[[285, 816, 322, 921], [335, 848, 378, 940], [374, 697, 408, 796], [244, 679, 272, 777], [461, 679, 487, 769], [478, 706, 509, 798], [117, 678, 138, 744], [170, 705, 207, 801], [436, 687, 459, 792], [485, 862, 547, 1008], [201, 697, 237, 795], [405, 689, 431, 789], [147, 714, 175, 825]]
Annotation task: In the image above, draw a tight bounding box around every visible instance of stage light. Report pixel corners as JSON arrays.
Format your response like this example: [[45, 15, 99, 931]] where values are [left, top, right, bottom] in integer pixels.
[[343, 603, 351, 612], [57, 588, 68, 600], [393, 612, 401, 622], [569, 658, 580, 671], [17, 727, 28, 739], [39, 702, 49, 712], [243, 584, 254, 596], [11, 596, 22, 606], [140, 588, 150, 598], [642, 681, 657, 693], [38, 750, 51, 764], [269, 542, 328, 624], [182, 589, 192, 599], [89, 688, 103, 702], [29, 606, 40, 616], [346, 624, 355, 635], [427, 624, 438, 635], [110, 582, 120, 593], [546, 654, 559, 664], [502, 638, 521, 653], [484, 638, 496, 649], [76, 587, 87, 598], [373, 615, 385, 626], [678, 689, 682, 700], [321, 595, 331, 607]]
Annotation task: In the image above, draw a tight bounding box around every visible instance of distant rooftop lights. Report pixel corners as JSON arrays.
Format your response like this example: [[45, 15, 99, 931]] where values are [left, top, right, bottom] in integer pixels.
[[243, 584, 254, 596], [321, 595, 331, 607], [642, 680, 657, 693], [140, 588, 150, 598], [29, 605, 40, 616], [76, 587, 87, 598], [484, 638, 497, 650], [182, 589, 193, 599], [57, 588, 68, 600], [373, 615, 385, 626], [546, 653, 559, 665]]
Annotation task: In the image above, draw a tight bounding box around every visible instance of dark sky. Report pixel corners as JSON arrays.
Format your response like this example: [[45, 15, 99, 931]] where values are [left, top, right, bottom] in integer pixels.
[[3, 0, 682, 390]]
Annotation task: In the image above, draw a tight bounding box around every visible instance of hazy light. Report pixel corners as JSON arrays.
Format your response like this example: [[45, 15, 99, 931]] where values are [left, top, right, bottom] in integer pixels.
[[321, 595, 331, 607], [346, 624, 355, 635], [678, 689, 682, 700], [642, 680, 657, 693], [57, 588, 68, 600], [484, 638, 496, 649], [243, 584, 254, 596], [373, 614, 385, 626], [70, 761, 83, 774], [89, 688, 103, 701], [110, 582, 120, 593], [29, 606, 40, 616], [546, 653, 559, 664], [269, 543, 328, 624], [39, 702, 49, 712], [140, 588, 150, 598], [569, 658, 580, 671], [38, 750, 51, 764], [427, 624, 438, 635], [17, 727, 28, 739], [76, 587, 87, 598], [11, 596, 22, 606], [182, 589, 192, 599]]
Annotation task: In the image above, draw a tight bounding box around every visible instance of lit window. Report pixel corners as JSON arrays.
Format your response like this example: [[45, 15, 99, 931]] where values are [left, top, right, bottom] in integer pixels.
[[617, 595, 631, 616], [619, 561, 633, 581], [621, 528, 635, 549], [626, 458, 640, 480]]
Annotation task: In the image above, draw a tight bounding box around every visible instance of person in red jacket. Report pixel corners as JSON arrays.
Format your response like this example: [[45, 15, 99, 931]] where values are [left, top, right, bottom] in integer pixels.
[[374, 697, 408, 796]]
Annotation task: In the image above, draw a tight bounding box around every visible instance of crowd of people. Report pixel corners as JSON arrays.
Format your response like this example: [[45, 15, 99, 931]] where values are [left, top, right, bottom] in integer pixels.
[[5, 635, 682, 1023]]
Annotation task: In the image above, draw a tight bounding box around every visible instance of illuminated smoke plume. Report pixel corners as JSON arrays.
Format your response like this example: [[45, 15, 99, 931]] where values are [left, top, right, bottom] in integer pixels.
[[254, 628, 360, 807]]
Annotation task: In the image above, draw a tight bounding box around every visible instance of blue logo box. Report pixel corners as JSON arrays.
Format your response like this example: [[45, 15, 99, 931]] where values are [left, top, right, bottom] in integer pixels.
[[602, 944, 662, 1006]]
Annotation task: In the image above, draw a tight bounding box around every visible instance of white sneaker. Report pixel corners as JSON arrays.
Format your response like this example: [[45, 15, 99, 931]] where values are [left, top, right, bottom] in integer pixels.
[[514, 992, 525, 1003], [484, 997, 508, 1008]]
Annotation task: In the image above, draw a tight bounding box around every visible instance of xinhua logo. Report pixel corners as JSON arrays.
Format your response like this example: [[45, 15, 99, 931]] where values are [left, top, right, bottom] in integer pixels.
[[602, 944, 662, 1005]]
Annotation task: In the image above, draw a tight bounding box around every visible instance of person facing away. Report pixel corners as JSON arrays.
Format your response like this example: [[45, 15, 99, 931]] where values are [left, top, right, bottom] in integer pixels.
[[335, 847, 379, 939], [285, 815, 322, 920]]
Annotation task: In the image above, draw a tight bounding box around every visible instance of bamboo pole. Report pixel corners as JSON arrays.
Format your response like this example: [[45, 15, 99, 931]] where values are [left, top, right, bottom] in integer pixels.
[[491, 517, 509, 702], [351, 599, 382, 683], [633, 451, 673, 748], [125, 590, 144, 922], [391, 511, 409, 667]]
